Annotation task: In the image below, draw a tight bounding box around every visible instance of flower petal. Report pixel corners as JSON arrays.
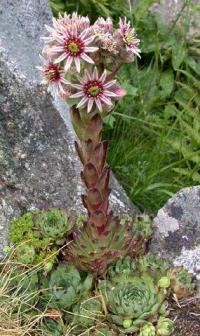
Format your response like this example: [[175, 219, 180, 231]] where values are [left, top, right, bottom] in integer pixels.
[[104, 80, 116, 88], [74, 57, 81, 73], [80, 28, 90, 39], [96, 98, 102, 112], [93, 67, 98, 80], [77, 96, 88, 108], [70, 91, 85, 98], [84, 46, 99, 53], [54, 53, 66, 63], [100, 95, 112, 106], [64, 56, 73, 70], [70, 83, 83, 89], [84, 35, 95, 45], [99, 70, 107, 83], [81, 53, 94, 64], [87, 99, 94, 113], [104, 90, 118, 97], [50, 46, 64, 53]]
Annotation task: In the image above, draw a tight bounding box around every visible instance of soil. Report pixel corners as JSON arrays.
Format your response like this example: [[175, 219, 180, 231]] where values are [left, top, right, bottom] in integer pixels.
[[169, 296, 200, 336]]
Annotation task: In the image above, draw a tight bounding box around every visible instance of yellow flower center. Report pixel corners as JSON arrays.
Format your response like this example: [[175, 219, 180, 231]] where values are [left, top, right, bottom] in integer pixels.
[[88, 86, 101, 97], [68, 42, 80, 54]]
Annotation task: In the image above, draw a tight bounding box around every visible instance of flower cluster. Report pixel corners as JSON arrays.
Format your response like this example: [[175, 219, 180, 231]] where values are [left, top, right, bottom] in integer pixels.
[[39, 13, 140, 114]]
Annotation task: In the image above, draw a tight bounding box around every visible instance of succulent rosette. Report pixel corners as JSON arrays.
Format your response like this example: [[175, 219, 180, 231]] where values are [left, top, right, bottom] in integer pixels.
[[40, 264, 93, 310], [71, 296, 104, 334], [107, 254, 170, 288], [169, 267, 195, 299], [68, 215, 138, 275], [139, 322, 156, 336], [34, 208, 72, 242], [107, 255, 136, 283], [99, 274, 166, 334], [156, 317, 174, 336]]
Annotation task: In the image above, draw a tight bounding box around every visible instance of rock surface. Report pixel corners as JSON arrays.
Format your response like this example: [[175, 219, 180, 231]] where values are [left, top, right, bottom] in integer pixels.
[[0, 0, 138, 254], [150, 186, 200, 285]]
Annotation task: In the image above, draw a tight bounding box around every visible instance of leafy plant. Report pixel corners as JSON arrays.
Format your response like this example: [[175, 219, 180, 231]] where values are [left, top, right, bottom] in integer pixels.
[[9, 209, 72, 267], [139, 322, 156, 336], [35, 208, 72, 242], [40, 264, 93, 310], [41, 319, 65, 336], [50, 0, 129, 23], [107, 254, 170, 286], [67, 213, 153, 275], [156, 317, 174, 336], [72, 296, 103, 333], [169, 267, 195, 298], [99, 274, 166, 333]]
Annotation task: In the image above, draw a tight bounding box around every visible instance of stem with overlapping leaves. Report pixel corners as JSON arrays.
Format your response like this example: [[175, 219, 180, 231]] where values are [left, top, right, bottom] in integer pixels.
[[71, 106, 110, 235]]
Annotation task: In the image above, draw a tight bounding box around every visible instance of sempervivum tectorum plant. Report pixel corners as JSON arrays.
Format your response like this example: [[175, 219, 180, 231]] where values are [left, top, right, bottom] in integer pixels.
[[99, 274, 166, 334], [169, 267, 195, 299], [39, 12, 141, 275], [34, 208, 72, 242], [107, 254, 170, 289], [71, 295, 104, 334], [40, 264, 93, 310]]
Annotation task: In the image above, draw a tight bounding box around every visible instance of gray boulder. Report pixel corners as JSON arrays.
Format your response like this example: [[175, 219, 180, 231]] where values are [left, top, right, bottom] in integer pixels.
[[0, 0, 138, 254], [150, 186, 200, 284]]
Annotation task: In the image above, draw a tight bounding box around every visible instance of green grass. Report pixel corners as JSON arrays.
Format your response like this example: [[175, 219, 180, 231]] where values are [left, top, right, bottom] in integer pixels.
[[104, 1, 200, 212]]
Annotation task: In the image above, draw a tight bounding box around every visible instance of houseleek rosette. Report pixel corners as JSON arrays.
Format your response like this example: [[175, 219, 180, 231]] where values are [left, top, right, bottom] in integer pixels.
[[107, 254, 170, 289], [71, 296, 104, 334], [40, 264, 93, 310], [99, 274, 166, 334], [35, 209, 72, 242], [169, 267, 195, 299], [156, 317, 174, 336], [139, 323, 156, 336]]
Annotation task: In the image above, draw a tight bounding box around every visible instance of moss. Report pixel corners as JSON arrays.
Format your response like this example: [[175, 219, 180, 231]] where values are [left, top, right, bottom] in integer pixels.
[[9, 212, 36, 244]]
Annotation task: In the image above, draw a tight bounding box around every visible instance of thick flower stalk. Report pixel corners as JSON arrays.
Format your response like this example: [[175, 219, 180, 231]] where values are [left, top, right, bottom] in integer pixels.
[[39, 13, 140, 275]]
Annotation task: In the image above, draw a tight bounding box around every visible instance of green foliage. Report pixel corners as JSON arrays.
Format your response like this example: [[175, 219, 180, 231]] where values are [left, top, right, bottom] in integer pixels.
[[107, 254, 170, 287], [16, 244, 36, 264], [136, 254, 170, 279], [41, 319, 65, 336], [72, 296, 103, 333], [50, 0, 129, 23], [169, 267, 195, 299], [104, 2, 200, 212], [68, 215, 148, 275], [139, 322, 156, 336], [40, 264, 93, 309], [9, 209, 72, 267], [99, 273, 166, 333], [49, 1, 200, 213], [35, 208, 72, 241], [156, 317, 174, 336]]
